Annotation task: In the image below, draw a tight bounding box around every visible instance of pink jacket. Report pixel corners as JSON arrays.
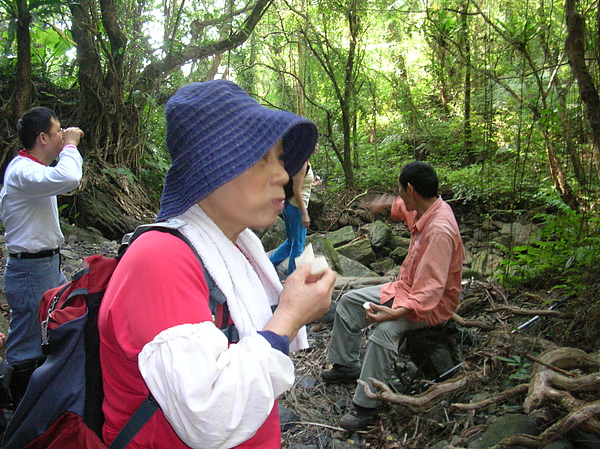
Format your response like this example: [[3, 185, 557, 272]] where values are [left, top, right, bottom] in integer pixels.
[[99, 231, 284, 448]]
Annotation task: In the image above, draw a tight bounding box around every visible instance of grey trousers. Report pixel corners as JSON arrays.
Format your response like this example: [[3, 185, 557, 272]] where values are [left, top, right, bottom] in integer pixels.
[[327, 285, 426, 408]]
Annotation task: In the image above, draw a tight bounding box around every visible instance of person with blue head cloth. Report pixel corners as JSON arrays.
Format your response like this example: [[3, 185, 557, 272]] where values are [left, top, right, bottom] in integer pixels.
[[99, 80, 335, 448]]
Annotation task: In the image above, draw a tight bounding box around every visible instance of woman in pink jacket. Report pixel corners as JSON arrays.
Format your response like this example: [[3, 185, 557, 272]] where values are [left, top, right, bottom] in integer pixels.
[[99, 80, 335, 448]]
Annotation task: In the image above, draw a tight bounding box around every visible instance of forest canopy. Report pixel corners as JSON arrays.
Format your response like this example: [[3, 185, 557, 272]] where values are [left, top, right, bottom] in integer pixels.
[[0, 0, 599, 289]]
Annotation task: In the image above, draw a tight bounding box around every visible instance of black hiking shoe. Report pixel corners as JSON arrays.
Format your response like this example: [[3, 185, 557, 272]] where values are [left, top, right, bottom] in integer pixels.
[[321, 364, 361, 384], [340, 403, 379, 431]]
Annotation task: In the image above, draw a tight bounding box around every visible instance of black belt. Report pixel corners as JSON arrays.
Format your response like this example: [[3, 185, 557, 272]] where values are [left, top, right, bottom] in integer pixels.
[[9, 248, 60, 259]]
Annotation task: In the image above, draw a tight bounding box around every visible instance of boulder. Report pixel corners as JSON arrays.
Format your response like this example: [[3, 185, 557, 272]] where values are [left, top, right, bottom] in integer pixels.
[[259, 216, 285, 252], [327, 226, 356, 247], [470, 250, 503, 280], [337, 254, 378, 277], [368, 221, 391, 249], [468, 413, 539, 449], [370, 257, 396, 275], [307, 235, 342, 273], [307, 190, 326, 229], [336, 238, 376, 265], [499, 222, 542, 248], [390, 246, 409, 264]]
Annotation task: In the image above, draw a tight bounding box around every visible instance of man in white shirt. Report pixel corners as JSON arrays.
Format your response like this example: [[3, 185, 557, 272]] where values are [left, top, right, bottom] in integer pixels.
[[0, 106, 83, 406]]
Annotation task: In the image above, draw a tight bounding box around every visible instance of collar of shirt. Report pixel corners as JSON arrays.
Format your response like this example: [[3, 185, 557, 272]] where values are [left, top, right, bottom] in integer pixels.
[[411, 196, 443, 233], [18, 150, 44, 165]]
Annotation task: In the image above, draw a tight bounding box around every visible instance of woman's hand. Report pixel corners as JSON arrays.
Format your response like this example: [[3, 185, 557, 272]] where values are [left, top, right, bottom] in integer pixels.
[[264, 264, 335, 341], [301, 211, 311, 228]]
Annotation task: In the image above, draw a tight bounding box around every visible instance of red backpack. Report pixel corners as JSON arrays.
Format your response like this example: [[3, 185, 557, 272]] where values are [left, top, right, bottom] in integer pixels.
[[2, 224, 234, 449]]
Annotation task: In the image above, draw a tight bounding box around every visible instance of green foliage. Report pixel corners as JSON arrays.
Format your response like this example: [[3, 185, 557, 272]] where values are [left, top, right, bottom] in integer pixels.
[[102, 166, 137, 185], [498, 196, 600, 291], [140, 148, 170, 204], [0, 0, 73, 83], [30, 25, 76, 82], [138, 99, 170, 204], [438, 161, 543, 207], [495, 355, 531, 381]]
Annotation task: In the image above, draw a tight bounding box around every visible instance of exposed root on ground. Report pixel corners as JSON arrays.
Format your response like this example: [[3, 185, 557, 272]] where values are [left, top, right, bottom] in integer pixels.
[[361, 336, 600, 447], [359, 373, 476, 413]]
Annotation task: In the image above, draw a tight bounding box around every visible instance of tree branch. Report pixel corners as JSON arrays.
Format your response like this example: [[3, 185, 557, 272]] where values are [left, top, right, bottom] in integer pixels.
[[134, 0, 274, 93]]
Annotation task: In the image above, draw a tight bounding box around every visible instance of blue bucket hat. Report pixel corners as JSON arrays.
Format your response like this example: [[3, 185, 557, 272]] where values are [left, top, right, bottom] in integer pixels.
[[157, 80, 318, 221]]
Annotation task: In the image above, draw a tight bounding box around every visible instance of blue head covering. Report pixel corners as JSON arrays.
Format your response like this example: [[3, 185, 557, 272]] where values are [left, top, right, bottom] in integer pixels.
[[157, 80, 318, 221]]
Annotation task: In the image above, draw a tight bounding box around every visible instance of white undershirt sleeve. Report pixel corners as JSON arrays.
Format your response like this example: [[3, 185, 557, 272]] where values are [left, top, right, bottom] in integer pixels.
[[138, 322, 294, 449]]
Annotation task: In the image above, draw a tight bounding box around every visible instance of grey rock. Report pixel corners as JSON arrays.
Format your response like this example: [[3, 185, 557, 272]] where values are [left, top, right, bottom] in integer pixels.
[[332, 439, 359, 449], [307, 236, 342, 273], [337, 254, 378, 277], [368, 221, 391, 249], [469, 413, 539, 449], [370, 258, 396, 275], [389, 246, 408, 264], [565, 429, 600, 449], [278, 405, 300, 431], [470, 250, 503, 280], [260, 216, 286, 251], [297, 375, 317, 389], [499, 222, 541, 247], [388, 234, 411, 250], [327, 226, 356, 247], [336, 238, 375, 265]]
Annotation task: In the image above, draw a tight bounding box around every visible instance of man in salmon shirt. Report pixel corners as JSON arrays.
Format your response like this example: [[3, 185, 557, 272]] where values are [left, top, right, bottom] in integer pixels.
[[321, 161, 464, 431]]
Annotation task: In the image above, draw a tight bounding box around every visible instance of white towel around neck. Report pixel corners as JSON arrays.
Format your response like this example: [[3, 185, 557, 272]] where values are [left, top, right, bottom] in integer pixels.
[[172, 204, 308, 352]]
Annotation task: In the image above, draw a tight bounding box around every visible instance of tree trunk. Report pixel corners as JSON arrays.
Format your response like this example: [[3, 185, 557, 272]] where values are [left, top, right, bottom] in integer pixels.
[[461, 2, 474, 164], [565, 0, 600, 182], [62, 0, 275, 238], [10, 0, 32, 126]]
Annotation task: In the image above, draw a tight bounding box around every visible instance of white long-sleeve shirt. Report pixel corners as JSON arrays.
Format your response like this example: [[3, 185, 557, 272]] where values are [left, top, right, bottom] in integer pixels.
[[0, 145, 83, 254]]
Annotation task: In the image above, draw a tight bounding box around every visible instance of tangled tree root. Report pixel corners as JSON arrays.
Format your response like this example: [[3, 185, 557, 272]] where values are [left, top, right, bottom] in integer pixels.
[[360, 334, 600, 448]]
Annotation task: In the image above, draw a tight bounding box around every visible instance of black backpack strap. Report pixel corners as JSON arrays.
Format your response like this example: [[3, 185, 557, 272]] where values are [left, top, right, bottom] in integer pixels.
[[200, 260, 239, 344], [130, 223, 239, 343], [109, 395, 159, 449]]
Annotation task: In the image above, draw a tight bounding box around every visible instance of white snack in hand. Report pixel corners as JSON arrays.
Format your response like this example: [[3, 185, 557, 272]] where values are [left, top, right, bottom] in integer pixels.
[[311, 255, 329, 275], [295, 243, 315, 268], [363, 302, 372, 311], [295, 243, 329, 275]]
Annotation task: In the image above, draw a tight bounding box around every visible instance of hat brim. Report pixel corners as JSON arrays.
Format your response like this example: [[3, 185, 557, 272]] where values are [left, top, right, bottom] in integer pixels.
[[157, 80, 318, 221]]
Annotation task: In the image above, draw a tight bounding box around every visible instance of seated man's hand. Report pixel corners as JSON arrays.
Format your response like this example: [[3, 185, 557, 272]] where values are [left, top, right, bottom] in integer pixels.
[[366, 303, 408, 323]]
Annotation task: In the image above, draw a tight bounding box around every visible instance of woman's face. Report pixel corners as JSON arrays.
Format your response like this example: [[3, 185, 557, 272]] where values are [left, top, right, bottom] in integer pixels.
[[199, 140, 289, 242]]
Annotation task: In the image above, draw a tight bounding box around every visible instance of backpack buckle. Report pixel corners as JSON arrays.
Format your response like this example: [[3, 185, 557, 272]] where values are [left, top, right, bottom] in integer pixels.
[[41, 318, 50, 355]]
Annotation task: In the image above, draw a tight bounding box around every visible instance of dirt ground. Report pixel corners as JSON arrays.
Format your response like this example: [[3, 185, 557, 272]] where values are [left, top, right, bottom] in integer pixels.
[[0, 211, 598, 448], [279, 277, 600, 449]]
